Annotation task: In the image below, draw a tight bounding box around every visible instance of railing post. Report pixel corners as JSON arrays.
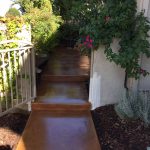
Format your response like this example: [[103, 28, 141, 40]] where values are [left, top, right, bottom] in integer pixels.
[[27, 101, 32, 111], [31, 48, 36, 101]]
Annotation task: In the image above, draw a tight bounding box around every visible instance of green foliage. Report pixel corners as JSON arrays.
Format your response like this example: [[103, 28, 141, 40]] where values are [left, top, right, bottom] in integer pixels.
[[6, 8, 20, 17], [52, 1, 81, 47], [52, 0, 74, 20], [0, 17, 26, 110], [115, 90, 150, 126], [69, 0, 150, 83], [24, 9, 62, 53], [59, 23, 79, 47], [68, 0, 137, 45], [14, 0, 63, 53], [105, 13, 150, 79], [0, 16, 24, 49], [13, 0, 52, 13]]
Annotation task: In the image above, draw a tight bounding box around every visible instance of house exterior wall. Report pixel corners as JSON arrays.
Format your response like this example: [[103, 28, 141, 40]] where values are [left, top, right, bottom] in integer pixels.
[[90, 42, 125, 108], [137, 0, 150, 91], [89, 0, 150, 108], [139, 55, 150, 90]]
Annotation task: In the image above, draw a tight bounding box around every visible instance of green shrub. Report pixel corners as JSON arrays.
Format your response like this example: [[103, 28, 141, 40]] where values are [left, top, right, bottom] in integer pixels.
[[6, 8, 21, 17], [59, 23, 79, 47], [0, 16, 25, 49], [24, 8, 63, 53], [15, 0, 63, 53], [66, 0, 150, 89], [115, 90, 150, 126]]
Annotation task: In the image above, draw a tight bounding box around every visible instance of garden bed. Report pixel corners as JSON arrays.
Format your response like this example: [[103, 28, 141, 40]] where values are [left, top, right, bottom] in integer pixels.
[[92, 105, 150, 150], [0, 113, 29, 150]]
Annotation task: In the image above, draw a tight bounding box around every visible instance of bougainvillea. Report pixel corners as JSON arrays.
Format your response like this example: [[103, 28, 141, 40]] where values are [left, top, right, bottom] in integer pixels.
[[79, 35, 93, 56], [71, 0, 150, 89]]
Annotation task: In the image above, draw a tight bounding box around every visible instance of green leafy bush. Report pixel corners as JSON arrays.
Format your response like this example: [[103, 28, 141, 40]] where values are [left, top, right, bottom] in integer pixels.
[[68, 0, 150, 89], [15, 0, 63, 53], [59, 23, 79, 47], [6, 8, 21, 17], [52, 0, 83, 47], [115, 90, 150, 126], [0, 16, 25, 49], [24, 8, 62, 53]]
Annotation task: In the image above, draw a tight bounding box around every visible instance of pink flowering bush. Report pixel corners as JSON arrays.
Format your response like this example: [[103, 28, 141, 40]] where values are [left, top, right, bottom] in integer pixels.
[[78, 35, 93, 56], [71, 0, 150, 89]]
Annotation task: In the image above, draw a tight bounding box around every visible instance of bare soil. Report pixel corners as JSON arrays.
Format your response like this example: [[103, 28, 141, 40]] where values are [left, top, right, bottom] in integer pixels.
[[92, 105, 150, 150]]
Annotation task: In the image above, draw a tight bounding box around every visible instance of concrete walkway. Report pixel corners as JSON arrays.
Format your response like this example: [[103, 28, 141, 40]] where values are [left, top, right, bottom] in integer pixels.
[[16, 47, 101, 150]]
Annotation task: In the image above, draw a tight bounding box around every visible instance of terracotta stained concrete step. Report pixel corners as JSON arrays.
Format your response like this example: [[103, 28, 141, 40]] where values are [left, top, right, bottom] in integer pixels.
[[32, 98, 91, 111], [16, 47, 100, 150], [36, 82, 88, 101], [41, 47, 90, 81], [16, 111, 101, 150], [41, 75, 89, 82]]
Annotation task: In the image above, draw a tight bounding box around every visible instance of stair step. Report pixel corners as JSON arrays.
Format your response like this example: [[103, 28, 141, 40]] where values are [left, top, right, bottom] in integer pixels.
[[32, 102, 91, 111], [16, 111, 101, 150], [37, 82, 88, 100], [41, 75, 89, 82]]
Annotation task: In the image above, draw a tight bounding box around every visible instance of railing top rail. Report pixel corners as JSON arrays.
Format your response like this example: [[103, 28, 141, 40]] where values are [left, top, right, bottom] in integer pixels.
[[0, 46, 33, 52], [0, 40, 33, 52], [0, 40, 32, 45]]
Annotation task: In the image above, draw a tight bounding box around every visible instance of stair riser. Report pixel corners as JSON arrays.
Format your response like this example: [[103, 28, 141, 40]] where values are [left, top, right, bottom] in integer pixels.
[[32, 103, 91, 111], [41, 75, 89, 82]]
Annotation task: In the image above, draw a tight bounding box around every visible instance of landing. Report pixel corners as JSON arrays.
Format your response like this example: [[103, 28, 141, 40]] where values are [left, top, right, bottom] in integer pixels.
[[43, 47, 90, 76], [16, 111, 100, 150]]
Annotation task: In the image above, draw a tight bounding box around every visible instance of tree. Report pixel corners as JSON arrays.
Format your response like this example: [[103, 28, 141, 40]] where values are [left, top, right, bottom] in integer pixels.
[[52, 0, 73, 20], [13, 0, 52, 13], [13, 0, 63, 53], [5, 8, 20, 17]]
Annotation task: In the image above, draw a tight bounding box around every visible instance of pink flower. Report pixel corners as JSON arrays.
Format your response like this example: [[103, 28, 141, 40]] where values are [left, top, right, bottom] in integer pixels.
[[140, 68, 144, 74], [90, 39, 93, 43], [86, 35, 90, 42], [79, 44, 82, 47], [105, 16, 111, 23], [84, 42, 87, 46], [88, 44, 93, 48]]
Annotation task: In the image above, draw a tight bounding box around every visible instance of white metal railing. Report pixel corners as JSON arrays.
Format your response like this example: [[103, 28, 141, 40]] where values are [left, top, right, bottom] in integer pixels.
[[0, 40, 36, 116]]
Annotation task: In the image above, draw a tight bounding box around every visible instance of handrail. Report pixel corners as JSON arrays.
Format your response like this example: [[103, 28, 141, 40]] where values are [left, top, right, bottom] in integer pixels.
[[0, 40, 36, 116], [0, 46, 33, 52], [0, 40, 32, 45], [0, 40, 33, 52]]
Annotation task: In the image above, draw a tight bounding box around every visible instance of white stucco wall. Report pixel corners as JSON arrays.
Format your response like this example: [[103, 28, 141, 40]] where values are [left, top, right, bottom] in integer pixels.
[[138, 0, 150, 90], [89, 0, 150, 108], [139, 55, 150, 90], [90, 44, 125, 106]]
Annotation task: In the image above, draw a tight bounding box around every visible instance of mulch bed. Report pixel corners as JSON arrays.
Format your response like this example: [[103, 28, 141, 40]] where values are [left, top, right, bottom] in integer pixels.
[[0, 113, 29, 150], [92, 105, 150, 150]]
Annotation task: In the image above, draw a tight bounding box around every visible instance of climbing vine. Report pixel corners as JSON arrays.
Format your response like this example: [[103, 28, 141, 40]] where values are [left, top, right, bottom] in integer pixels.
[[70, 0, 150, 89]]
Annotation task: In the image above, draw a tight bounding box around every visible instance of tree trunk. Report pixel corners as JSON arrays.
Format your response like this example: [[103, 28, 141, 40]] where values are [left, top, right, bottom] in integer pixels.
[[124, 70, 128, 91]]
